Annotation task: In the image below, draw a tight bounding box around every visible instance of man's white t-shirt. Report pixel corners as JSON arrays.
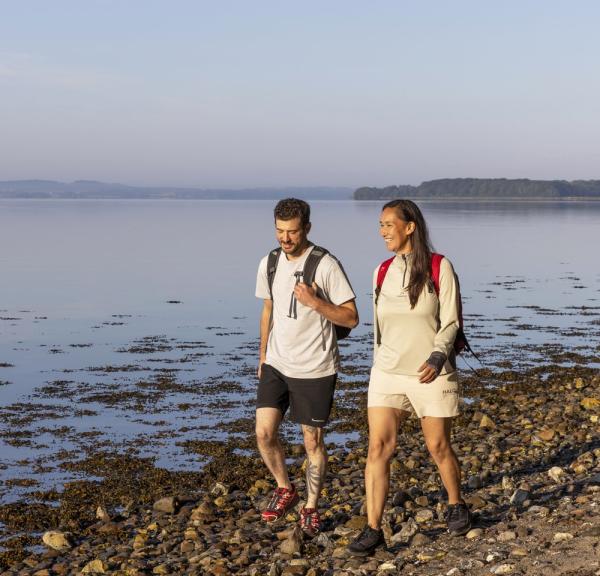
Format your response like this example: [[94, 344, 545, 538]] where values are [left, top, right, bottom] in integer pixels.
[[255, 245, 356, 379]]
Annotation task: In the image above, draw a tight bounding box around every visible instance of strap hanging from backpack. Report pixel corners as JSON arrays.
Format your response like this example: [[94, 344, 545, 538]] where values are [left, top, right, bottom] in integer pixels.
[[265, 245, 352, 341]]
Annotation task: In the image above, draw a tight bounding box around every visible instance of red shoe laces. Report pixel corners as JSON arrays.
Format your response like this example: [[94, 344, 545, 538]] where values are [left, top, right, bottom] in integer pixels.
[[301, 509, 319, 529], [269, 487, 293, 510]]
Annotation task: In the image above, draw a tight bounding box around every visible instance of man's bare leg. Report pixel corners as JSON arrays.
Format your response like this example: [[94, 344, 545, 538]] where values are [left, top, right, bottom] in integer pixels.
[[256, 407, 291, 488], [302, 425, 327, 509]]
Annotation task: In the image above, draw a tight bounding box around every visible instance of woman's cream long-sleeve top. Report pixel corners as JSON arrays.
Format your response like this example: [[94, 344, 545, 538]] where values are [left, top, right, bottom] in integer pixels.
[[373, 253, 460, 376]]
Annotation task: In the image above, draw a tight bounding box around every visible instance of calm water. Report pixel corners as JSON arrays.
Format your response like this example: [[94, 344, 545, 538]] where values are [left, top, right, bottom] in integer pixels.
[[0, 199, 599, 501]]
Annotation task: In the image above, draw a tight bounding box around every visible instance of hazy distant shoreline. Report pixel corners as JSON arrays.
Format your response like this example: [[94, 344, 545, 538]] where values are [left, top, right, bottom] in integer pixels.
[[2, 178, 600, 201]]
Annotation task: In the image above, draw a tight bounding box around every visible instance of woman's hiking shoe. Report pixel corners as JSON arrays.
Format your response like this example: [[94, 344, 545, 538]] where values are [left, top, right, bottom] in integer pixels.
[[347, 525, 385, 556], [261, 484, 299, 522], [299, 507, 321, 537], [446, 501, 472, 535]]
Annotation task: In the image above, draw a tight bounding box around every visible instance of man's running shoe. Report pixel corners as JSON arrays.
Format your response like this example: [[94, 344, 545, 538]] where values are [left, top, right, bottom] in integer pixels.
[[446, 501, 472, 535], [347, 525, 385, 556], [299, 507, 321, 537], [261, 484, 299, 522]]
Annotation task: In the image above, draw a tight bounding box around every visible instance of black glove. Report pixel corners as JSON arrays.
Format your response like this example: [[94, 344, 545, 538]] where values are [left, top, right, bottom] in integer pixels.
[[425, 351, 446, 376]]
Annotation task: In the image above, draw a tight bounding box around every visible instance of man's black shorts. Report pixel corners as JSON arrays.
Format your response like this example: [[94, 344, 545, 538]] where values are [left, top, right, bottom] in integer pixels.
[[257, 363, 337, 428]]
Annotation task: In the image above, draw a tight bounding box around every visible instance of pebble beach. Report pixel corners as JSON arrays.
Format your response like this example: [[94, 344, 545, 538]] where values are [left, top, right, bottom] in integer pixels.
[[1, 361, 599, 576]]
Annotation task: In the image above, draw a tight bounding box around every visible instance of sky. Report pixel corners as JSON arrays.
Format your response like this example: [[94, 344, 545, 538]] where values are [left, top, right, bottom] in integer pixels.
[[1, 1, 599, 188]]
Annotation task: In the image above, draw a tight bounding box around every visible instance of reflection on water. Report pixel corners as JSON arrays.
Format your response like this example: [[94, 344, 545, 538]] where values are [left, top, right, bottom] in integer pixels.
[[0, 199, 599, 501]]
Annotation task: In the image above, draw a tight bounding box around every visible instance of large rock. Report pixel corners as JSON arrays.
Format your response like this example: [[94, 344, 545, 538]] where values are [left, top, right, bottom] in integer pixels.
[[280, 526, 303, 555], [81, 559, 108, 574], [153, 496, 179, 514], [41, 531, 72, 552], [345, 515, 368, 530], [390, 518, 418, 544]]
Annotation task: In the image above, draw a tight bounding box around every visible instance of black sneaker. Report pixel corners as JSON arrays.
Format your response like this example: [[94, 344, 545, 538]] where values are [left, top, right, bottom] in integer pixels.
[[446, 501, 472, 535], [347, 525, 385, 557]]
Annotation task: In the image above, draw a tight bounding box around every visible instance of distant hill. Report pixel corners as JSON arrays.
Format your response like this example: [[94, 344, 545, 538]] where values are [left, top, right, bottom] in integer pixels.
[[354, 178, 600, 200], [0, 180, 353, 200]]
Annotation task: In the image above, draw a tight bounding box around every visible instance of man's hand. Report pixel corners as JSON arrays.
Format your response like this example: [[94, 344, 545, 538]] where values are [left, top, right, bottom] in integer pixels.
[[258, 355, 266, 379], [294, 281, 320, 309], [418, 361, 438, 383]]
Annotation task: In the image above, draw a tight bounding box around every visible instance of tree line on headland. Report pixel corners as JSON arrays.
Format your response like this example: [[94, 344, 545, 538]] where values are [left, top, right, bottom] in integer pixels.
[[354, 178, 600, 200]]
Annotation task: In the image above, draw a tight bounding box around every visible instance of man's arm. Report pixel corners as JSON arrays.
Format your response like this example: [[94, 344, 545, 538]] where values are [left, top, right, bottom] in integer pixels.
[[258, 299, 273, 378], [294, 282, 358, 328]]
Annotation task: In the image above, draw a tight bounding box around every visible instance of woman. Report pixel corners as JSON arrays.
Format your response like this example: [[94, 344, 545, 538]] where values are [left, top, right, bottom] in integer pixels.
[[348, 199, 471, 556]]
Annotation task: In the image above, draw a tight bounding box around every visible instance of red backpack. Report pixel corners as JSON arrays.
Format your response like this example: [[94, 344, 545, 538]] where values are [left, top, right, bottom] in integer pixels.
[[375, 253, 474, 357]]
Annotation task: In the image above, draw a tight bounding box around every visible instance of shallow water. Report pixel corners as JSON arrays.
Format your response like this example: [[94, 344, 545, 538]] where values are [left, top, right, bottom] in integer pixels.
[[0, 199, 599, 502]]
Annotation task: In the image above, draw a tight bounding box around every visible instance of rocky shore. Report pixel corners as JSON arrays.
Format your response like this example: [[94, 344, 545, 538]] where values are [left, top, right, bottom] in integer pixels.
[[1, 363, 599, 576]]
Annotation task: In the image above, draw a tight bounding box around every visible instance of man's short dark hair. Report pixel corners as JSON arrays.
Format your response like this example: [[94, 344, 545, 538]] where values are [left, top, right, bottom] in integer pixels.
[[274, 198, 311, 228]]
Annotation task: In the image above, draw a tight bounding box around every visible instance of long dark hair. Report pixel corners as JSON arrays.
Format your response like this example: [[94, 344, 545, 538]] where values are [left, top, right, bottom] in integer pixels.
[[382, 199, 433, 308]]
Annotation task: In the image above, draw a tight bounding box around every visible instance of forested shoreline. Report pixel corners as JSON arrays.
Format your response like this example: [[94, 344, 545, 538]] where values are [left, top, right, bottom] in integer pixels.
[[354, 178, 600, 200]]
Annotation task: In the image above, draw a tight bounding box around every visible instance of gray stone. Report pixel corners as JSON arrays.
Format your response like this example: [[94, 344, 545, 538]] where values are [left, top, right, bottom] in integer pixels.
[[510, 488, 531, 506], [587, 473, 600, 485], [390, 518, 418, 544], [467, 475, 483, 489], [314, 532, 332, 548], [525, 505, 549, 517]]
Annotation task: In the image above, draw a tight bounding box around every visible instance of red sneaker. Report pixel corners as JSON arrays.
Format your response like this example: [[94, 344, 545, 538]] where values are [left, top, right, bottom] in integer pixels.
[[299, 507, 321, 537], [261, 484, 299, 522]]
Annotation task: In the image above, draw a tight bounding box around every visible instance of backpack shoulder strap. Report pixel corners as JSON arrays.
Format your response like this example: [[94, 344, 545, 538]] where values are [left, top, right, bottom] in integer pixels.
[[374, 257, 394, 346], [266, 248, 282, 299], [375, 257, 395, 299], [302, 245, 329, 287], [430, 252, 444, 296]]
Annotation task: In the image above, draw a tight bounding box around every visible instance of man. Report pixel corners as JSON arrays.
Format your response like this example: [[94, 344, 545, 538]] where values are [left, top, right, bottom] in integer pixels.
[[255, 198, 358, 536]]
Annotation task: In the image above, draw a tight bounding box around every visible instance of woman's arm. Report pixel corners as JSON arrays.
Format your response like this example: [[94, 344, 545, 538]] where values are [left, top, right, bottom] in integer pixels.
[[419, 257, 460, 382]]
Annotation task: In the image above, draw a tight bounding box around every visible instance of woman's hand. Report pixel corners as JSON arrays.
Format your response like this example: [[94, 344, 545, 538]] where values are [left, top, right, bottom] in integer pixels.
[[418, 352, 447, 383], [418, 362, 438, 383]]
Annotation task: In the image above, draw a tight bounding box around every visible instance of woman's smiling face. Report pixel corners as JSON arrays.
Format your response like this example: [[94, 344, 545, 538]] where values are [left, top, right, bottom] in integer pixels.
[[379, 207, 415, 254]]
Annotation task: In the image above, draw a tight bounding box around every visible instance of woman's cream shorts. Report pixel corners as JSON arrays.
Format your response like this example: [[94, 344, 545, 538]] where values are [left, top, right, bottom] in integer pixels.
[[368, 366, 460, 418]]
